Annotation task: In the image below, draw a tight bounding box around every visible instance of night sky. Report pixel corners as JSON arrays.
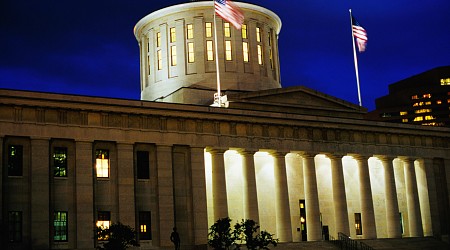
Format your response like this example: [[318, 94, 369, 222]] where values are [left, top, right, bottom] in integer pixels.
[[1, 0, 449, 111]]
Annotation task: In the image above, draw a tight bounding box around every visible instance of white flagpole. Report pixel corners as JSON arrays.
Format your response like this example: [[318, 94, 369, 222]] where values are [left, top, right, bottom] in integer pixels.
[[349, 9, 363, 107], [213, 0, 222, 107]]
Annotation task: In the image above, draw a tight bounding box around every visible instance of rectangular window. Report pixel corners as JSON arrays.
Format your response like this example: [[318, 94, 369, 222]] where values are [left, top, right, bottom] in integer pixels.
[[187, 42, 195, 63], [243, 42, 249, 62], [224, 23, 231, 37], [256, 27, 261, 42], [54, 211, 68, 242], [205, 22, 213, 38], [97, 211, 111, 240], [8, 211, 22, 242], [206, 41, 214, 61], [139, 211, 152, 240], [441, 78, 450, 85], [402, 118, 408, 123], [257, 45, 263, 65], [225, 40, 232, 61], [95, 149, 109, 178], [137, 151, 150, 179], [355, 213, 362, 235], [8, 145, 23, 176], [241, 24, 247, 39], [400, 111, 408, 116], [170, 45, 177, 66], [170, 27, 176, 43], [53, 147, 68, 177], [156, 32, 161, 47], [187, 24, 194, 39], [157, 50, 162, 70]]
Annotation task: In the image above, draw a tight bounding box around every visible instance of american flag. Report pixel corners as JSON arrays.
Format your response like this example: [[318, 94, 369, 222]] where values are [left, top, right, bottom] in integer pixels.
[[352, 16, 368, 52], [215, 0, 244, 30]]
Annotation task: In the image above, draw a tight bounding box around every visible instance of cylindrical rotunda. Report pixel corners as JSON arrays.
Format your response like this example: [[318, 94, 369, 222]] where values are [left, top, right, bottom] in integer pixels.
[[134, 1, 282, 105]]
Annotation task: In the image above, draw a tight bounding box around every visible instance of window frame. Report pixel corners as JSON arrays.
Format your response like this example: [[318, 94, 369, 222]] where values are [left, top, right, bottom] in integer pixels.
[[139, 211, 152, 240], [54, 211, 68, 242], [53, 147, 68, 177], [137, 151, 150, 179], [95, 149, 110, 178], [8, 211, 22, 242]]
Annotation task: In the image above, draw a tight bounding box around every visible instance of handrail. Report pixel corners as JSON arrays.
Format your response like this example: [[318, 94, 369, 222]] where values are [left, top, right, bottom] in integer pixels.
[[335, 232, 374, 250]]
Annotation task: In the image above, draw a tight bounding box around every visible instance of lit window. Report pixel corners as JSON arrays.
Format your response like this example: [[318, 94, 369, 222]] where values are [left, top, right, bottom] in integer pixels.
[[425, 101, 432, 105], [414, 116, 423, 121], [147, 54, 151, 76], [400, 111, 408, 116], [243, 42, 249, 62], [137, 151, 150, 179], [413, 102, 419, 107], [53, 147, 67, 177], [8, 211, 22, 242], [8, 145, 23, 176], [425, 115, 435, 120], [139, 212, 152, 240], [187, 24, 194, 39], [206, 41, 214, 61], [225, 41, 232, 61], [448, 99, 450, 104], [415, 109, 432, 114], [437, 100, 442, 104], [54, 211, 68, 242], [157, 50, 162, 70], [269, 46, 273, 69], [440, 78, 450, 85], [170, 27, 176, 43], [205, 22, 213, 38], [402, 118, 408, 123], [187, 42, 195, 63], [156, 32, 161, 47], [423, 93, 432, 98], [257, 45, 263, 65], [355, 213, 362, 235], [256, 27, 261, 42], [224, 23, 231, 37], [95, 149, 109, 178], [170, 45, 177, 66], [411, 95, 419, 100], [241, 24, 247, 39], [97, 211, 111, 240]]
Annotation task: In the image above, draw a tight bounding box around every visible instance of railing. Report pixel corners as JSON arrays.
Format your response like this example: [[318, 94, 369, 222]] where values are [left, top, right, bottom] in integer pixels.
[[329, 232, 374, 250]]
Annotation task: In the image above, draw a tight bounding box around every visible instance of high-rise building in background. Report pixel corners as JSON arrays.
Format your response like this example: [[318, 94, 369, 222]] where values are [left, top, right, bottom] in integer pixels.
[[1, 2, 449, 249], [368, 66, 450, 127]]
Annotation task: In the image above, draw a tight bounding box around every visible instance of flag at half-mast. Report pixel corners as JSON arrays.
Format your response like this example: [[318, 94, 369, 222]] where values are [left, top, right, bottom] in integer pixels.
[[215, 0, 244, 29], [351, 16, 368, 52]]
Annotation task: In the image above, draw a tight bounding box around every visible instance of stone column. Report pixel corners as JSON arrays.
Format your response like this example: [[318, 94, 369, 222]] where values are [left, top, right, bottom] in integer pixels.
[[30, 138, 50, 249], [116, 143, 135, 227], [379, 156, 402, 238], [302, 153, 322, 241], [402, 157, 423, 237], [416, 158, 433, 236], [75, 141, 94, 249], [208, 148, 228, 220], [272, 151, 293, 242], [355, 155, 377, 239], [156, 144, 175, 247], [190, 147, 208, 246], [239, 150, 259, 222], [328, 154, 350, 236], [0, 136, 3, 225], [421, 158, 441, 237]]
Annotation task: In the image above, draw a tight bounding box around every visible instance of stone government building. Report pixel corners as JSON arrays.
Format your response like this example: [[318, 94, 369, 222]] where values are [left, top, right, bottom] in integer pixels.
[[1, 1, 450, 249]]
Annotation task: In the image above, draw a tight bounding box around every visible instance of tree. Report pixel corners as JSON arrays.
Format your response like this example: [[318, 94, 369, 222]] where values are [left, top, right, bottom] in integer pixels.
[[97, 222, 138, 250], [208, 217, 239, 249]]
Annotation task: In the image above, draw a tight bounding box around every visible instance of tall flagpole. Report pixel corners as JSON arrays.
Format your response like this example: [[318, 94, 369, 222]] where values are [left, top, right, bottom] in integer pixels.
[[349, 9, 363, 107], [213, 0, 222, 107]]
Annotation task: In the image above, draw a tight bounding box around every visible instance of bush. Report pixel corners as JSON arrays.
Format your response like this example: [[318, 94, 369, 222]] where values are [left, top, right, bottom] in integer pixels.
[[208, 217, 278, 250]]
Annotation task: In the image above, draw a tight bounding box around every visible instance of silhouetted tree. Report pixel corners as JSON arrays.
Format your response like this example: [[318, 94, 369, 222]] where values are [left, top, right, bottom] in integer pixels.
[[97, 222, 138, 250]]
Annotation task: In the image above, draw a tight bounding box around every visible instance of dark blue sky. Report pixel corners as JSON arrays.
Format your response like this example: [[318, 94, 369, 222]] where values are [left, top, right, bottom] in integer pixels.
[[1, 0, 449, 111]]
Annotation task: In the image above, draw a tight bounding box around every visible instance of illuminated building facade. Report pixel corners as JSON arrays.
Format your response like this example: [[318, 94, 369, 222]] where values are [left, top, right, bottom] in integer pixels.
[[1, 2, 450, 250], [369, 66, 450, 127]]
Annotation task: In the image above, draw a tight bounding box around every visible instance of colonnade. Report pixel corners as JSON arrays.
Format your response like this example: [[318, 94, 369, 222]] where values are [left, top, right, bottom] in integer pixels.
[[204, 148, 433, 241]]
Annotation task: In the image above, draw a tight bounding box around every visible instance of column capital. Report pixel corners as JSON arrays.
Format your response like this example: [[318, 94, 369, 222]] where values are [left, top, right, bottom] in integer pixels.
[[298, 151, 318, 159], [325, 153, 345, 160], [268, 150, 289, 158], [375, 155, 397, 163], [349, 154, 372, 162], [205, 147, 227, 154], [398, 156, 416, 163], [235, 148, 258, 156]]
